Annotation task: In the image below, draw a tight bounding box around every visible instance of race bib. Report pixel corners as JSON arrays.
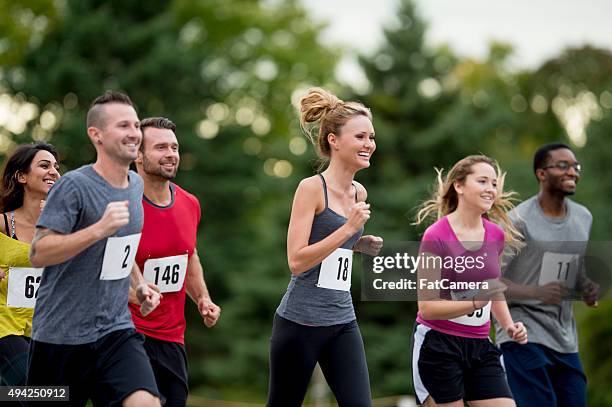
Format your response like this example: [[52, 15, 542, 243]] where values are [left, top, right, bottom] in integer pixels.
[[143, 254, 188, 293], [7, 267, 44, 308], [538, 252, 579, 288], [316, 248, 353, 291], [100, 233, 142, 280], [449, 301, 491, 326]]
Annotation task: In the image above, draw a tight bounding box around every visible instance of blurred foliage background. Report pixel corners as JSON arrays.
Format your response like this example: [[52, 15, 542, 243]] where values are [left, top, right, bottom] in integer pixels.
[[1, 0, 611, 405]]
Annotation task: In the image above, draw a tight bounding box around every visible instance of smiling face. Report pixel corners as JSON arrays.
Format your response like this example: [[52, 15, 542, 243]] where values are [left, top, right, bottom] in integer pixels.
[[137, 127, 180, 180], [454, 162, 498, 214], [537, 148, 580, 196], [328, 115, 376, 170], [17, 150, 61, 198], [92, 103, 142, 165]]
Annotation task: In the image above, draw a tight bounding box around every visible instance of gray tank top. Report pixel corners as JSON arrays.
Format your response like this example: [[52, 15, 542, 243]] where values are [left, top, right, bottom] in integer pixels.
[[276, 174, 364, 326]]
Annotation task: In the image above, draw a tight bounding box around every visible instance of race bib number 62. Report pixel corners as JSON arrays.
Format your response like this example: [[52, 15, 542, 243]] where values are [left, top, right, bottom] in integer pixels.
[[7, 267, 44, 308]]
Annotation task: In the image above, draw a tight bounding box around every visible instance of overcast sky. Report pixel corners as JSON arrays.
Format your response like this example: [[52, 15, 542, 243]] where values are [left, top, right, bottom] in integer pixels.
[[300, 0, 612, 89]]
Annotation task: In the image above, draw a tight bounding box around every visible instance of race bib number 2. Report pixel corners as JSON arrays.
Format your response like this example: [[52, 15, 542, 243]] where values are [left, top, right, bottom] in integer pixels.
[[143, 254, 188, 293], [7, 267, 44, 308], [100, 233, 142, 280], [317, 248, 353, 291]]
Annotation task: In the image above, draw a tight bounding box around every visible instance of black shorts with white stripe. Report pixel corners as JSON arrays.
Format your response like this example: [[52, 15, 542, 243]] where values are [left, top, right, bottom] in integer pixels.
[[411, 323, 513, 405]]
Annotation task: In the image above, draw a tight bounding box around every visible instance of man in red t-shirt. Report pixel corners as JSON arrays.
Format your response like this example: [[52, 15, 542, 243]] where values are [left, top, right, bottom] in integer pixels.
[[129, 116, 221, 407]]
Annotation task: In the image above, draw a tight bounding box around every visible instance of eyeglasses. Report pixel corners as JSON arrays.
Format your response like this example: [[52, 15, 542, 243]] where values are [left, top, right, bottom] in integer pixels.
[[542, 161, 582, 173]]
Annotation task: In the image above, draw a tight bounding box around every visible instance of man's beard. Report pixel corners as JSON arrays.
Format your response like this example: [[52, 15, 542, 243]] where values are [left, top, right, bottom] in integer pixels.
[[143, 155, 177, 180]]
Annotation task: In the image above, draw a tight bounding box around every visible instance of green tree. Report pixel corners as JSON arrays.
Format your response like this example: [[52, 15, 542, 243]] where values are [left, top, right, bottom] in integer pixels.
[[354, 0, 456, 397]]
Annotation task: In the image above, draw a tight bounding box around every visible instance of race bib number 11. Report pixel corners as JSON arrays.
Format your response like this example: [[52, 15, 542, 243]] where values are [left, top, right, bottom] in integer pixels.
[[538, 251, 579, 288], [100, 233, 142, 280]]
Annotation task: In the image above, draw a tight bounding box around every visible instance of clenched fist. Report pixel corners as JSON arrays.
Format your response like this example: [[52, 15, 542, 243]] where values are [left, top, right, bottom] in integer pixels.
[[354, 235, 383, 256], [346, 202, 371, 233], [96, 201, 130, 238], [506, 321, 528, 344], [198, 298, 221, 328], [137, 283, 162, 316]]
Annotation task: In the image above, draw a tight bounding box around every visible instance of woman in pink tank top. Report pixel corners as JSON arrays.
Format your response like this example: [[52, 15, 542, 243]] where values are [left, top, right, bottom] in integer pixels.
[[411, 155, 527, 407]]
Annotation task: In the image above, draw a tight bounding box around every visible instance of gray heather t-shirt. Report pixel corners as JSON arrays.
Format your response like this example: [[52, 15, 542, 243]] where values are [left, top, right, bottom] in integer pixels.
[[495, 196, 592, 353], [32, 165, 144, 345]]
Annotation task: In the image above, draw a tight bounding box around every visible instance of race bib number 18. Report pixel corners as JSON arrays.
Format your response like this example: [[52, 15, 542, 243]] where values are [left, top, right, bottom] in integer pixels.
[[143, 254, 188, 293], [100, 233, 142, 280], [7, 267, 44, 308], [317, 248, 353, 291]]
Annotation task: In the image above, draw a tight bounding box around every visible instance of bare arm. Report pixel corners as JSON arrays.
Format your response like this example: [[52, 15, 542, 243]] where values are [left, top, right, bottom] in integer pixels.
[[29, 201, 131, 268], [287, 178, 369, 275], [491, 298, 528, 344], [501, 278, 537, 300], [130, 262, 147, 291], [185, 249, 211, 303], [494, 256, 528, 343], [417, 253, 489, 320], [128, 262, 146, 304], [186, 249, 220, 327], [419, 299, 484, 321], [129, 262, 161, 316], [491, 299, 513, 329], [0, 216, 5, 280], [29, 226, 104, 268]]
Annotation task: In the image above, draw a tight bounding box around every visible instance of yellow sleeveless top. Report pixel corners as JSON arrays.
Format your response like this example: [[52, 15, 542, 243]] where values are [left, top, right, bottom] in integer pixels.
[[0, 231, 34, 337]]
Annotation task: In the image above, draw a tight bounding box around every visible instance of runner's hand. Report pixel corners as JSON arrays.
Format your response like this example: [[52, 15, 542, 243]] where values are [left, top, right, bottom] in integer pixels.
[[537, 282, 569, 305], [581, 278, 599, 308], [354, 235, 383, 256], [96, 201, 130, 238], [137, 283, 162, 316], [346, 202, 370, 233], [506, 321, 528, 344], [197, 298, 221, 328], [0, 269, 5, 281]]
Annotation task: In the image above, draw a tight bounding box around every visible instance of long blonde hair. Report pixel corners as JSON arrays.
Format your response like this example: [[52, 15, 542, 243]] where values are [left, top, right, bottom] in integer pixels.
[[299, 87, 372, 163], [415, 155, 523, 247]]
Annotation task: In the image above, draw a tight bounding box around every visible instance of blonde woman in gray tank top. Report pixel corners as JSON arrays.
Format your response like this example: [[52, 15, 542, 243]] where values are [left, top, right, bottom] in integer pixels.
[[268, 88, 383, 406]]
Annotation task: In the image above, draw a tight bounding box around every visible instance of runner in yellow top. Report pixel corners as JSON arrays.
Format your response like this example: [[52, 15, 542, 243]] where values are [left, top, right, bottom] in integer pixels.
[[0, 142, 60, 386]]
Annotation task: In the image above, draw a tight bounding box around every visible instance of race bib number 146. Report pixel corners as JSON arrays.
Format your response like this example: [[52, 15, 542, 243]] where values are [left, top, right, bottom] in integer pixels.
[[143, 254, 188, 293]]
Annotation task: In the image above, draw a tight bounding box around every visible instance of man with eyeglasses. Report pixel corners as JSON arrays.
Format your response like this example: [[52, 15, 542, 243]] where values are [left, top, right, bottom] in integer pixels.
[[495, 142, 598, 407]]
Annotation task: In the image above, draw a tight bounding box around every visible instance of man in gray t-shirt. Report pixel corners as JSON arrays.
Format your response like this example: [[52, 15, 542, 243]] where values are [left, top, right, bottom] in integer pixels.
[[496, 143, 598, 407], [27, 91, 163, 407]]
